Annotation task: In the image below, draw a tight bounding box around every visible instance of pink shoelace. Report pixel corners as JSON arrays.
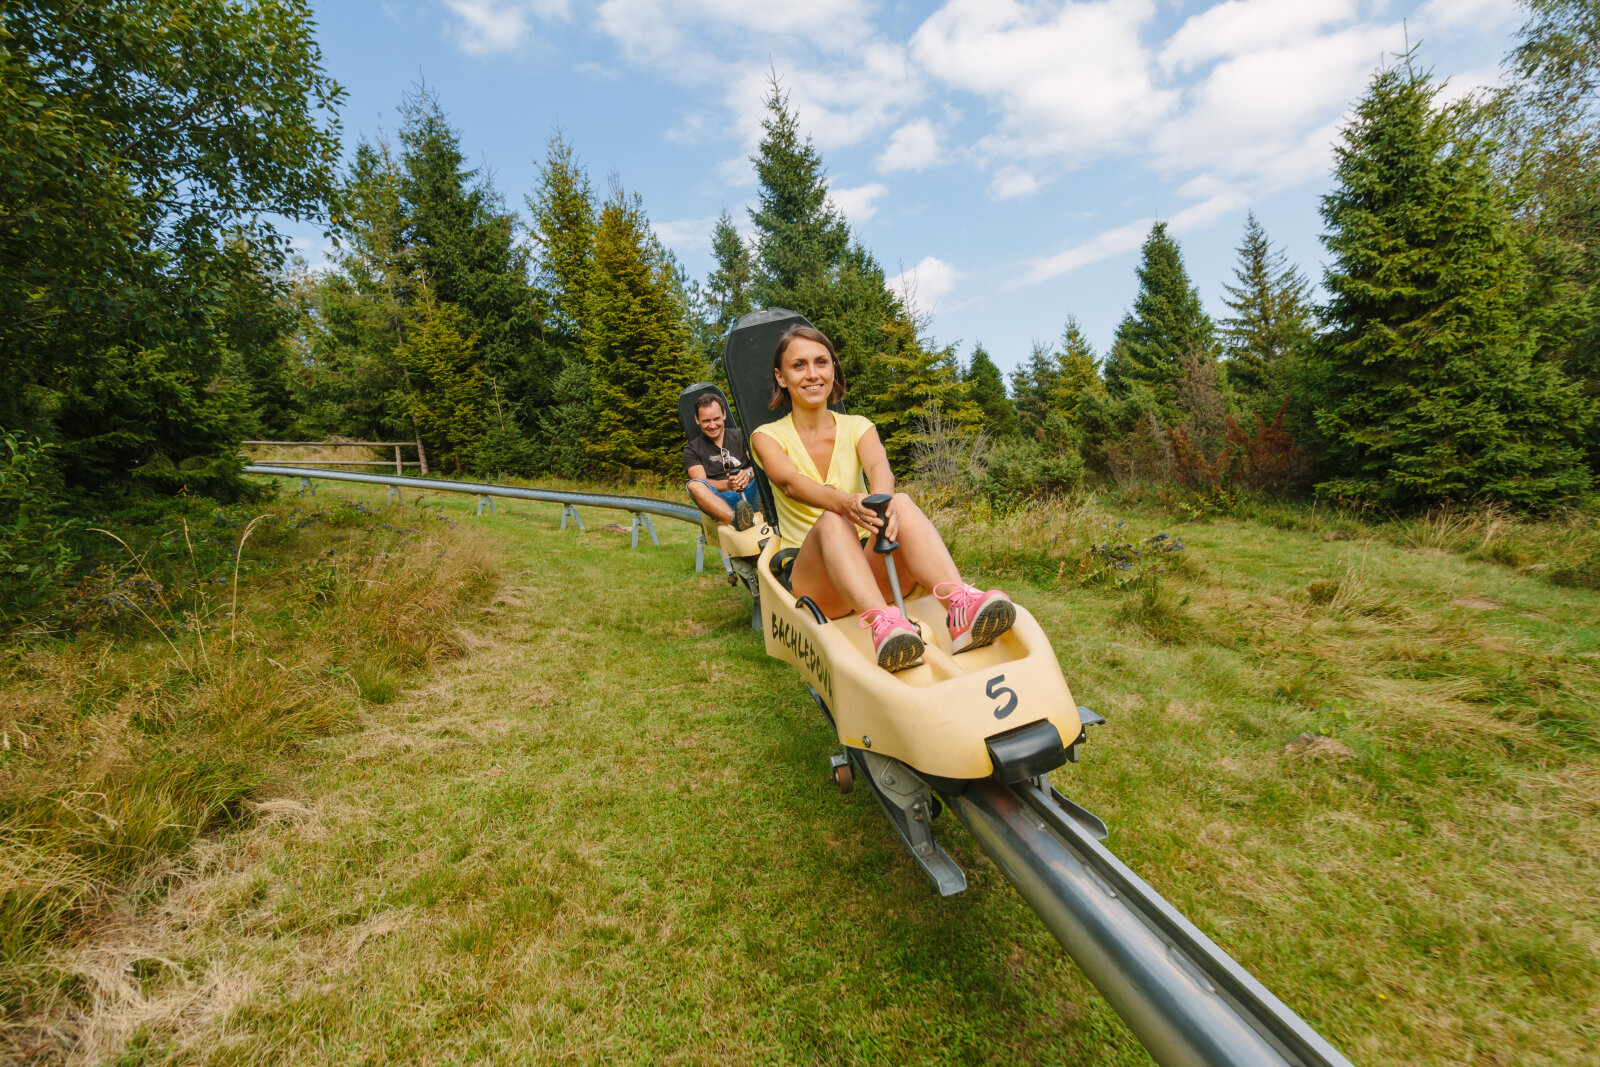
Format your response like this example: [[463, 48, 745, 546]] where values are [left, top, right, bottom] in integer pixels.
[[859, 606, 910, 639], [933, 581, 986, 625]]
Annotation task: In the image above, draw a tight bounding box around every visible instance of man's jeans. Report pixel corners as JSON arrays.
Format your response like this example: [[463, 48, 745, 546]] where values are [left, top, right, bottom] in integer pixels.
[[693, 478, 759, 517]]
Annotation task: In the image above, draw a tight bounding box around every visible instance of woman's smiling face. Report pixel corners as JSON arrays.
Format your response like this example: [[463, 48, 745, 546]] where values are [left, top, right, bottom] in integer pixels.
[[775, 337, 835, 408]]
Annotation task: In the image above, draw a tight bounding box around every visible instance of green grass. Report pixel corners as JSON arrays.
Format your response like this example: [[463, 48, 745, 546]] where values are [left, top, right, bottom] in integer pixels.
[[6, 481, 1598, 1064]]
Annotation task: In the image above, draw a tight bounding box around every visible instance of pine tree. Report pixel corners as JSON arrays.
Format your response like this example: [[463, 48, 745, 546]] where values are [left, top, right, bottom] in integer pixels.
[[1103, 223, 1217, 413], [1055, 318, 1106, 425], [749, 75, 849, 308], [963, 344, 1020, 438], [397, 90, 548, 431], [586, 179, 698, 474], [527, 131, 598, 474], [527, 129, 596, 343], [743, 78, 974, 456], [298, 137, 430, 467], [1220, 212, 1313, 399], [397, 288, 486, 473], [1314, 58, 1592, 507], [1485, 0, 1600, 471], [1010, 319, 1105, 438], [706, 209, 754, 334]]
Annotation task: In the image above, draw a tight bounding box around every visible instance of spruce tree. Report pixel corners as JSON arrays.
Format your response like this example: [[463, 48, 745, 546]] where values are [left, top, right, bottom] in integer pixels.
[[527, 129, 596, 342], [397, 287, 485, 473], [749, 76, 849, 307], [586, 180, 698, 474], [964, 345, 1020, 438], [1011, 319, 1104, 438], [527, 131, 598, 474], [1055, 318, 1106, 424], [706, 209, 755, 336], [1220, 212, 1312, 399], [1314, 58, 1592, 507], [397, 90, 548, 428], [1486, 0, 1600, 471], [744, 79, 973, 454], [301, 137, 430, 467], [1103, 223, 1217, 414]]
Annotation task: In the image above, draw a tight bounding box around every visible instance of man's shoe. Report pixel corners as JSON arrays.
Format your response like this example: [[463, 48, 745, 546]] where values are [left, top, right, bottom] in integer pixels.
[[733, 497, 755, 531], [859, 607, 924, 672], [935, 581, 1016, 652]]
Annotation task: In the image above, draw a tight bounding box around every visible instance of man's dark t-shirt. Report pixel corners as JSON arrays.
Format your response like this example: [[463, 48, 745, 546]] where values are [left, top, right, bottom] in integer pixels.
[[683, 427, 752, 480]]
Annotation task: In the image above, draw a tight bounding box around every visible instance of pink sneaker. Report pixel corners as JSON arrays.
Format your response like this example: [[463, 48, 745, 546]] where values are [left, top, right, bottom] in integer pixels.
[[859, 607, 924, 672], [935, 582, 1016, 652]]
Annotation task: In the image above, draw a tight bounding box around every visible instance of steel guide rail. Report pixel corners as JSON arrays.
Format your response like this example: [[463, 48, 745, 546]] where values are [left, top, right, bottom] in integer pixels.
[[948, 779, 1354, 1067], [242, 465, 702, 526], [246, 462, 1353, 1067]]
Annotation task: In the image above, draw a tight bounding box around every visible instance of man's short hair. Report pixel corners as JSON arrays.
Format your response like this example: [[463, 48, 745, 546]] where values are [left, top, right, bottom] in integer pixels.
[[695, 393, 726, 417]]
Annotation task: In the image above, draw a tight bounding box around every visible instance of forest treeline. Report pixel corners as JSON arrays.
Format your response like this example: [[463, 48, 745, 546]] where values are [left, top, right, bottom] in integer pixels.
[[3, 0, 1600, 617]]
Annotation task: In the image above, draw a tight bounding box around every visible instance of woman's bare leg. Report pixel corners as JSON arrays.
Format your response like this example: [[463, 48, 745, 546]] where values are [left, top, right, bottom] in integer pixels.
[[790, 511, 891, 619], [866, 493, 962, 602]]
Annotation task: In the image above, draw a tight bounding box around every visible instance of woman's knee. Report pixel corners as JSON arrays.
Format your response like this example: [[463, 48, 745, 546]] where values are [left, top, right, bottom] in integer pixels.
[[813, 509, 853, 537]]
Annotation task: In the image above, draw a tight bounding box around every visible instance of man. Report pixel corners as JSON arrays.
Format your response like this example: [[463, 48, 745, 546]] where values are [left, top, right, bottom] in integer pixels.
[[684, 392, 759, 530]]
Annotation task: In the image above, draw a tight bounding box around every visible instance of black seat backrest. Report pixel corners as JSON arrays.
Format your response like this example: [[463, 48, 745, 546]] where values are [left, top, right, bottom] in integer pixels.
[[678, 382, 732, 443], [721, 308, 825, 536]]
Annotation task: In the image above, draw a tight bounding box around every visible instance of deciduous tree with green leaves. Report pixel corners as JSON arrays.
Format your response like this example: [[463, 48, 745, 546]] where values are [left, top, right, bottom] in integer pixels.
[[1313, 57, 1593, 508], [0, 0, 343, 499]]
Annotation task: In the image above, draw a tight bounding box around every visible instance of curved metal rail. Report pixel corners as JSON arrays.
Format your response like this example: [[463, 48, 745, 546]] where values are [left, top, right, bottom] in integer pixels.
[[244, 465, 701, 524], [250, 462, 1348, 1066], [243, 464, 714, 561], [947, 779, 1353, 1067]]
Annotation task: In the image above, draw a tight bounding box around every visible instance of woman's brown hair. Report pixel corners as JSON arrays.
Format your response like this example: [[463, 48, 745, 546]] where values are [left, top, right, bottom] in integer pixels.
[[769, 325, 846, 409]]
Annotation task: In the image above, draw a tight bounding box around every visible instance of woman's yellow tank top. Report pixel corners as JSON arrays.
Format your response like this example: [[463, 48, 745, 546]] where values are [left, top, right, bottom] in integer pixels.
[[751, 411, 876, 547]]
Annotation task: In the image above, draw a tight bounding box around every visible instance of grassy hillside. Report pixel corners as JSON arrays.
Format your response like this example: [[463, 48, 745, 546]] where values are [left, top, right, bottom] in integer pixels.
[[3, 481, 1596, 1064]]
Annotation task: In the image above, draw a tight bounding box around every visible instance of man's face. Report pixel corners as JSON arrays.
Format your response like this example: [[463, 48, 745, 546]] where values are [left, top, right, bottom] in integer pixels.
[[695, 401, 724, 437]]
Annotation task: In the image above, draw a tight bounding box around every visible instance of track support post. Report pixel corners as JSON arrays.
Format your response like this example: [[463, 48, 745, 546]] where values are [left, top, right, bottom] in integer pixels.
[[298, 476, 316, 496], [476, 494, 496, 516], [560, 504, 584, 531], [386, 485, 403, 506]]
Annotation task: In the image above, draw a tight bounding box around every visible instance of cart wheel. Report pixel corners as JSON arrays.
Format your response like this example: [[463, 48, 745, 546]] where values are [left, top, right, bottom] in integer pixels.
[[833, 763, 854, 794]]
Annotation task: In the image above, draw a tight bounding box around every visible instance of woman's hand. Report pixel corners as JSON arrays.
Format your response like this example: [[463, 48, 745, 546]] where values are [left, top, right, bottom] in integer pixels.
[[838, 492, 881, 533], [882, 495, 899, 542]]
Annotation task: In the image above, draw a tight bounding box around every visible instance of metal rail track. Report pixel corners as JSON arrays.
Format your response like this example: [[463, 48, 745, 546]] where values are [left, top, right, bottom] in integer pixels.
[[948, 779, 1354, 1067], [248, 462, 1352, 1066], [243, 465, 707, 555]]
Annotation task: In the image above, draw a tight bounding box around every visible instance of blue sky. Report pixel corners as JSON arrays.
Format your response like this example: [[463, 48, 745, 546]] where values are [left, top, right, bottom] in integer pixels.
[[300, 0, 1527, 376]]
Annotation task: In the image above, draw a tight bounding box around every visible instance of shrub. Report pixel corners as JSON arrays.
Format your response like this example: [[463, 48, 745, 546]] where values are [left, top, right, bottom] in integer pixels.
[[980, 414, 1085, 507], [0, 434, 78, 625]]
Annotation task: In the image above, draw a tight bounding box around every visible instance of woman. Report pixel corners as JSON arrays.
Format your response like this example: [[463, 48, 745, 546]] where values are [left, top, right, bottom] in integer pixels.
[[750, 325, 1015, 672]]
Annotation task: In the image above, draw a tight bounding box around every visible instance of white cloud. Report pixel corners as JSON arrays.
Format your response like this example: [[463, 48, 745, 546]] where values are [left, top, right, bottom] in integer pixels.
[[892, 255, 962, 310], [830, 182, 889, 225], [912, 0, 1177, 161], [442, 0, 569, 54], [653, 214, 721, 254], [878, 118, 942, 172], [1151, 23, 1399, 181], [1159, 0, 1358, 73], [987, 166, 1040, 200], [594, 0, 874, 70], [1415, 0, 1522, 35], [1023, 193, 1244, 285], [444, 0, 530, 54]]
